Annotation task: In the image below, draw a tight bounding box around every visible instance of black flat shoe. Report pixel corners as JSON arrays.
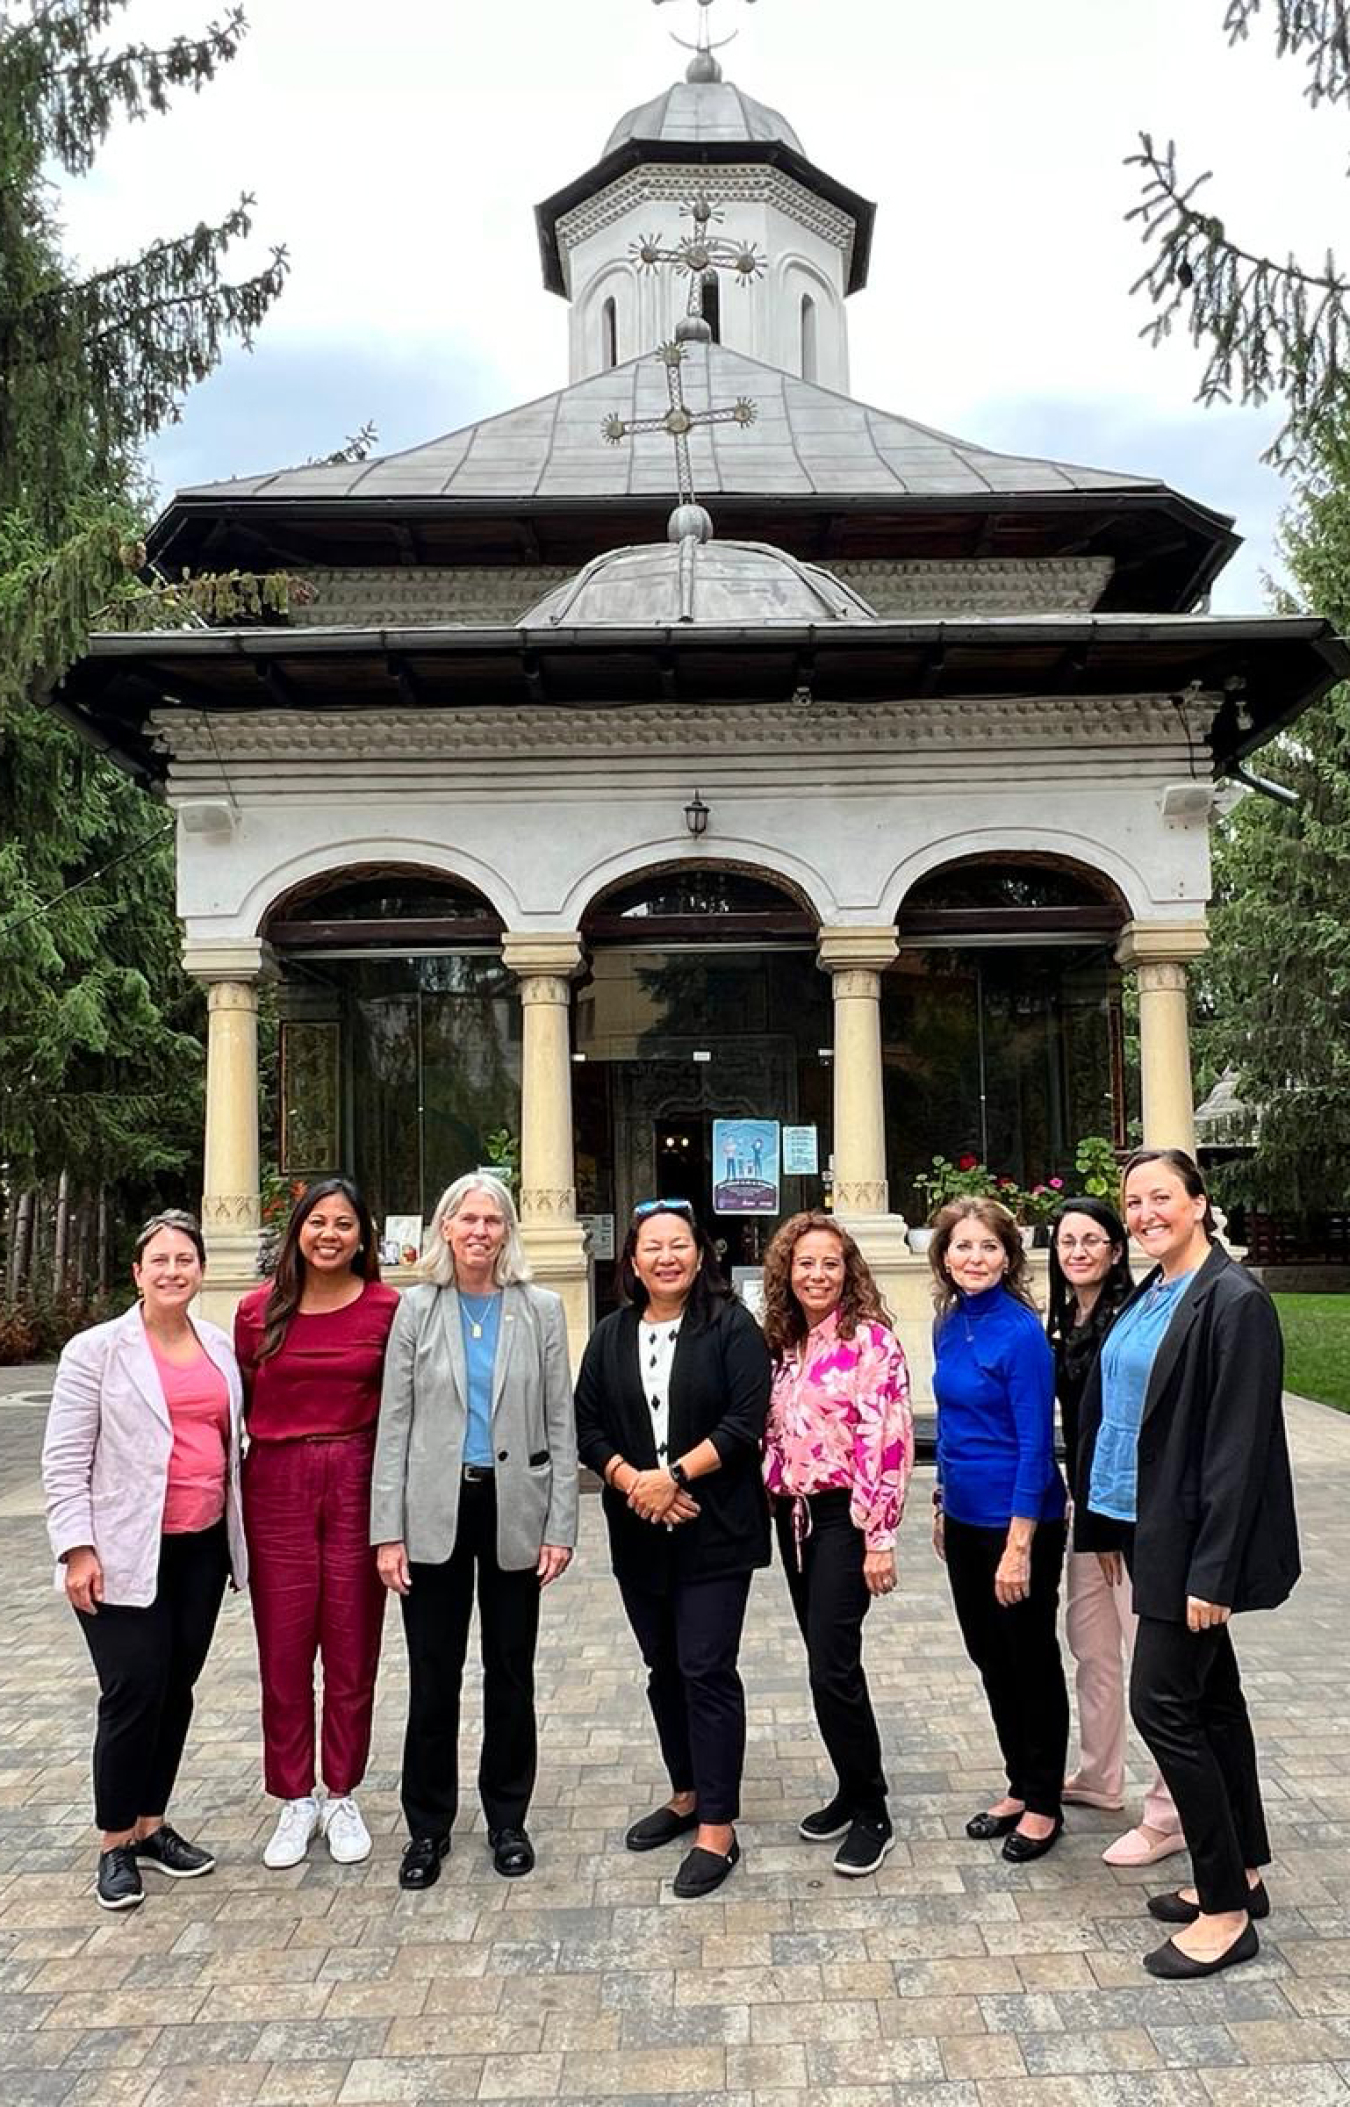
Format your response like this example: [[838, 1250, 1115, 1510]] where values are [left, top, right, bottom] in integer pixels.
[[672, 1838, 740, 1899], [799, 1793, 853, 1842], [1001, 1815, 1064, 1863], [965, 1808, 1023, 1841], [96, 1844, 144, 1912], [489, 1826, 535, 1878], [134, 1823, 215, 1879], [625, 1804, 699, 1853], [1148, 1880, 1269, 1926], [398, 1834, 450, 1891], [1143, 1922, 1260, 1979]]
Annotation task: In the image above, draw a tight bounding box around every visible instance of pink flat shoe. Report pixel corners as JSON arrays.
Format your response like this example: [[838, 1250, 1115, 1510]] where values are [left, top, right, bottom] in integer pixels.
[[1102, 1824, 1188, 1868], [1062, 1779, 1126, 1812]]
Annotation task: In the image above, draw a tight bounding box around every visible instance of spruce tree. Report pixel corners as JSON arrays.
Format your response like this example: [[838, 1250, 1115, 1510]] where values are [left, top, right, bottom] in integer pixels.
[[0, 3, 286, 1313]]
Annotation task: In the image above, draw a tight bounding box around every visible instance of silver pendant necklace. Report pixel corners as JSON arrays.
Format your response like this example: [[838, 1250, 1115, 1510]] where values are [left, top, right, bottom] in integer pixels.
[[461, 1292, 496, 1341]]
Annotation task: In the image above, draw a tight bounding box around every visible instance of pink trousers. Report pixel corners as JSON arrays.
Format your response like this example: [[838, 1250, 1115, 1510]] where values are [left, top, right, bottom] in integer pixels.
[[243, 1431, 386, 1802], [1064, 1549, 1178, 1832]]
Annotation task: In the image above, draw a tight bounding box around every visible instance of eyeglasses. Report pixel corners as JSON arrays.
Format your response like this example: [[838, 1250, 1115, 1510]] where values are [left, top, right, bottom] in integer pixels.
[[632, 1197, 695, 1220], [1057, 1233, 1112, 1254]]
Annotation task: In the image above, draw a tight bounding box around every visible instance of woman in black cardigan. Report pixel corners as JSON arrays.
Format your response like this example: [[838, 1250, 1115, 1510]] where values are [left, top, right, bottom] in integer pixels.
[[1077, 1149, 1300, 1980], [574, 1200, 772, 1899]]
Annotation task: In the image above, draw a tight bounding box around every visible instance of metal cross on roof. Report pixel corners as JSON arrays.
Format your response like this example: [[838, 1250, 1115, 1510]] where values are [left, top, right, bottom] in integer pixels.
[[629, 192, 765, 325], [652, 0, 759, 67], [601, 334, 756, 511]]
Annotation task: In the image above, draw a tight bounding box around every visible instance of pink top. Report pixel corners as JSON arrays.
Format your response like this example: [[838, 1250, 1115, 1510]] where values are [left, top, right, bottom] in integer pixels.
[[764, 1311, 915, 1552], [149, 1337, 230, 1535]]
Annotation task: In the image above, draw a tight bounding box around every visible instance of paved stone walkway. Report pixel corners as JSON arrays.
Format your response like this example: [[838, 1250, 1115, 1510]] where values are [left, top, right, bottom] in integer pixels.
[[2, 1369, 1349, 2106]]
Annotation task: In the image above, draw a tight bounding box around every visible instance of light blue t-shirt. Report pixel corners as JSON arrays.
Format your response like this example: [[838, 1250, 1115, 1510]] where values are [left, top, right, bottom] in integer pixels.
[[1089, 1271, 1196, 1522], [459, 1293, 502, 1468]]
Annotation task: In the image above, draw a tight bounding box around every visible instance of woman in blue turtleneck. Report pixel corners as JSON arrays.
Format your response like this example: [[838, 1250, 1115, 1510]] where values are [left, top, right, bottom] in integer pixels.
[[929, 1198, 1069, 1863]]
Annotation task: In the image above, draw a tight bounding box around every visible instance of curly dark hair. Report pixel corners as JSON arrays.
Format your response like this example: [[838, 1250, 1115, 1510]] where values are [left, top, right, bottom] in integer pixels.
[[927, 1197, 1037, 1321], [761, 1211, 893, 1362]]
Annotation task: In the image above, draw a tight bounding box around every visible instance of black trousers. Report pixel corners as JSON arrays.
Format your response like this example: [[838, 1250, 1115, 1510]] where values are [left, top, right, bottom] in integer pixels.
[[617, 1567, 753, 1825], [945, 1514, 1069, 1819], [775, 1492, 887, 1818], [1131, 1614, 1270, 1915], [75, 1522, 229, 1834], [399, 1477, 541, 1839]]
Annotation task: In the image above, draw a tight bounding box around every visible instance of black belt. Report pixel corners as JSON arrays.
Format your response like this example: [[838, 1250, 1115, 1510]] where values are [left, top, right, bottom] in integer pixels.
[[462, 1465, 495, 1485]]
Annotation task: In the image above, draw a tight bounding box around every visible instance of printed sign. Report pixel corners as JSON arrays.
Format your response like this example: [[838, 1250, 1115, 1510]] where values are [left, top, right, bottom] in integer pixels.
[[578, 1212, 615, 1261], [782, 1125, 819, 1176], [712, 1118, 780, 1216]]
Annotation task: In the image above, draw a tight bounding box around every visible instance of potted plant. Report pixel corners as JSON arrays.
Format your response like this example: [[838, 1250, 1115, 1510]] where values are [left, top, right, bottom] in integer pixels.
[[1072, 1135, 1120, 1200], [907, 1153, 999, 1252], [1006, 1176, 1066, 1247]]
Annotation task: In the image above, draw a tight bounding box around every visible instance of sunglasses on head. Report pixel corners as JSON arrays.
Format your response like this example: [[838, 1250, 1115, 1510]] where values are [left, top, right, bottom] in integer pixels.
[[632, 1197, 695, 1220]]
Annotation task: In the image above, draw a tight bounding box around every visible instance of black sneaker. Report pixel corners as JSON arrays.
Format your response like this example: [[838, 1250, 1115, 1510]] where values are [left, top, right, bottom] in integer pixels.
[[96, 1844, 145, 1911], [135, 1824, 216, 1879], [833, 1815, 894, 1878], [798, 1793, 853, 1842]]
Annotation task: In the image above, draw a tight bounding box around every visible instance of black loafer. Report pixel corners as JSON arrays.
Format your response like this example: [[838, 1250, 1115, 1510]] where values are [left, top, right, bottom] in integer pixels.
[[398, 1834, 450, 1890], [799, 1793, 853, 1842], [625, 1805, 699, 1853], [672, 1838, 740, 1899], [1143, 1922, 1259, 1979], [134, 1823, 215, 1879], [489, 1826, 535, 1878], [96, 1844, 144, 1912], [1148, 1880, 1269, 1925], [1002, 1815, 1064, 1863], [965, 1808, 1023, 1841]]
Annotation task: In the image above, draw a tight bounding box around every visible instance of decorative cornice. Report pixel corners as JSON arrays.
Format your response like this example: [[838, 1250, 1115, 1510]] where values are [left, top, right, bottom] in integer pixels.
[[501, 932, 585, 980], [556, 164, 857, 263], [818, 927, 899, 976], [1115, 921, 1210, 971]]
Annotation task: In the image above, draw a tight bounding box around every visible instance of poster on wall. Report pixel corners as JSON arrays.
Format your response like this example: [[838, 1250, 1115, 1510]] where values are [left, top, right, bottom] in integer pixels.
[[782, 1125, 819, 1176], [382, 1216, 424, 1268], [712, 1119, 780, 1215]]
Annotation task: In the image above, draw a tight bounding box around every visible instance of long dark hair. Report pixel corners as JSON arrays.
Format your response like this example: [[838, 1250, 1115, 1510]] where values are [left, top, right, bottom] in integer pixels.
[[927, 1197, 1037, 1321], [1121, 1147, 1217, 1240], [616, 1203, 731, 1332], [258, 1177, 380, 1361], [761, 1211, 891, 1361], [1045, 1196, 1132, 1349]]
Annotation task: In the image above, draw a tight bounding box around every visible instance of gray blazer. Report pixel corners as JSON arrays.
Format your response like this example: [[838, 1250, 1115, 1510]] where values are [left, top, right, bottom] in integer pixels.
[[370, 1280, 578, 1571]]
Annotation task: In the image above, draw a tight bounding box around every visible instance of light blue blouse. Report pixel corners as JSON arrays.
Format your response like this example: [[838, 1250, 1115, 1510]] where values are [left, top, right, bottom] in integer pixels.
[[1089, 1271, 1196, 1522], [459, 1293, 502, 1468]]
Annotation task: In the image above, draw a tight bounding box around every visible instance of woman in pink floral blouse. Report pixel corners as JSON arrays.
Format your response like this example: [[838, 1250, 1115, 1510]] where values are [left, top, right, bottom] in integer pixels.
[[762, 1213, 914, 1877]]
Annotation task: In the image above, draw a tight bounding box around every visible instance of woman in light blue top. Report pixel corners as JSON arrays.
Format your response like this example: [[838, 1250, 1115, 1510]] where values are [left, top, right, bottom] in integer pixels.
[[1088, 1270, 1197, 1525]]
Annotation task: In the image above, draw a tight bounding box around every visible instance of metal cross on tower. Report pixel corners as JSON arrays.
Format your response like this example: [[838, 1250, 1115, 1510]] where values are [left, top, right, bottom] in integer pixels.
[[652, 0, 759, 58], [600, 197, 760, 514]]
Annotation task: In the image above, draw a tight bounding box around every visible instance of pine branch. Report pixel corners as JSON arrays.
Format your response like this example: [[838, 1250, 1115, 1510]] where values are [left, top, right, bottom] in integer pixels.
[[1128, 133, 1349, 461], [1224, 0, 1350, 110]]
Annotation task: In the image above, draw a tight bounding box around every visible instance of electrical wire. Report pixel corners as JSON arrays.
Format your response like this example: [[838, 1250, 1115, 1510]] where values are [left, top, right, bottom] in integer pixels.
[[0, 818, 176, 947]]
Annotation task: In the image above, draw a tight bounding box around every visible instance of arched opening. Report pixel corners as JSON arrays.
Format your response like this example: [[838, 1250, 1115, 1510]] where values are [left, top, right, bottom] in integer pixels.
[[800, 293, 818, 381], [885, 855, 1129, 1218], [601, 294, 618, 370], [703, 272, 722, 343], [263, 864, 517, 1237], [574, 863, 829, 1309]]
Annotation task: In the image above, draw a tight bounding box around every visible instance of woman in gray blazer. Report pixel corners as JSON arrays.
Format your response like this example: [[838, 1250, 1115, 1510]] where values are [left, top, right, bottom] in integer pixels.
[[372, 1173, 578, 1890]]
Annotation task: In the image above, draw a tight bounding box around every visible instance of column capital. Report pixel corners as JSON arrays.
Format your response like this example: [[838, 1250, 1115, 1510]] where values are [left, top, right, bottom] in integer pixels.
[[817, 925, 899, 975], [501, 931, 585, 980], [182, 937, 276, 983], [1115, 920, 1209, 972]]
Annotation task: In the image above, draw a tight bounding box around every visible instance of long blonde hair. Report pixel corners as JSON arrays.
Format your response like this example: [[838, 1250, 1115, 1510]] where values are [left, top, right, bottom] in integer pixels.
[[418, 1174, 532, 1288]]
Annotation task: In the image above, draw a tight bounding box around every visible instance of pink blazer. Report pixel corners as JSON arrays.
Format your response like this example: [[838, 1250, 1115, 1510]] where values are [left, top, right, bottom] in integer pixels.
[[42, 1303, 248, 1607]]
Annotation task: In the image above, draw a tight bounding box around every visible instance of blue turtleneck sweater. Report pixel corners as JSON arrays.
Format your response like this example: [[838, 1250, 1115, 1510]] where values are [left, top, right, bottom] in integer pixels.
[[933, 1283, 1065, 1528]]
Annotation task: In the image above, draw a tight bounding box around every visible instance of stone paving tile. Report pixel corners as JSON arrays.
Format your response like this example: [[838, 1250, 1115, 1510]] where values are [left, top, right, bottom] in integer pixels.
[[4, 1392, 1350, 2106]]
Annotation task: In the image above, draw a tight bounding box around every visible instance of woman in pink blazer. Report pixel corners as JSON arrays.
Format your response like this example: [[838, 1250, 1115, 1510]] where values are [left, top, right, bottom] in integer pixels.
[[42, 1211, 247, 1912]]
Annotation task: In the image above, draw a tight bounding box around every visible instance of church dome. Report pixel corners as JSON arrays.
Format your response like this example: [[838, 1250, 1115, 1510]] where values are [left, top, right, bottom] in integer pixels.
[[604, 68, 805, 158], [519, 507, 876, 629]]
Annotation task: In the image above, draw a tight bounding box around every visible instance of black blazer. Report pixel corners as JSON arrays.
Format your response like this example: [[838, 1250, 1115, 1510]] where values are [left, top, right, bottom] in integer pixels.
[[574, 1297, 772, 1588], [1075, 1244, 1300, 1622]]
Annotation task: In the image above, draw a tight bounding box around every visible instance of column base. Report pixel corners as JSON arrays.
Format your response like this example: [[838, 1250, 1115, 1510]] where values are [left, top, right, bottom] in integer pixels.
[[198, 1229, 264, 1326], [519, 1219, 592, 1370]]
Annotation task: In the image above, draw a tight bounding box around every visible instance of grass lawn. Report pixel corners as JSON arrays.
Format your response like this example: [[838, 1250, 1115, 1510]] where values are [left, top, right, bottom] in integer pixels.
[[1274, 1294, 1350, 1413]]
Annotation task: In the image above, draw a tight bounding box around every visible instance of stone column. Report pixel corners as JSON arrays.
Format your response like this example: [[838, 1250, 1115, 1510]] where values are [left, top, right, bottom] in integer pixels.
[[501, 933, 590, 1366], [1116, 921, 1210, 1155], [817, 928, 911, 1322], [183, 938, 270, 1323]]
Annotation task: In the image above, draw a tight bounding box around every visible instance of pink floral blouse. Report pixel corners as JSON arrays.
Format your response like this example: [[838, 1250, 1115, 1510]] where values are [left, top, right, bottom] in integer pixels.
[[764, 1311, 915, 1552]]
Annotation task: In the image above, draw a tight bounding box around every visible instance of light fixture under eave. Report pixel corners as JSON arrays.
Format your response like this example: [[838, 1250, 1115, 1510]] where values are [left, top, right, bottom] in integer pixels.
[[684, 789, 710, 837]]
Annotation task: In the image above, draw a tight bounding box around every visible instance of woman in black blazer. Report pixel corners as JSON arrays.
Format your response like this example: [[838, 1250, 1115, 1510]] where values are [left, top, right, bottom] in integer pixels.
[[574, 1200, 772, 1899], [1077, 1149, 1299, 1981]]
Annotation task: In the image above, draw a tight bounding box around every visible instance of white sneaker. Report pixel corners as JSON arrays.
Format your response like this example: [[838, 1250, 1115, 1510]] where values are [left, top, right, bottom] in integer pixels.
[[264, 1796, 320, 1869], [320, 1795, 371, 1865]]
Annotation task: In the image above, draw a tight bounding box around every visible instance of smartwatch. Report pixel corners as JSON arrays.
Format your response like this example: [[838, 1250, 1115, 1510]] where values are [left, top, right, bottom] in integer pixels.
[[669, 1458, 691, 1490]]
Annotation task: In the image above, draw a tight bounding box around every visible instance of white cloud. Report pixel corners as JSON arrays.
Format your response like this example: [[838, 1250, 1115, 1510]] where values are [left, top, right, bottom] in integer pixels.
[[57, 0, 1340, 610]]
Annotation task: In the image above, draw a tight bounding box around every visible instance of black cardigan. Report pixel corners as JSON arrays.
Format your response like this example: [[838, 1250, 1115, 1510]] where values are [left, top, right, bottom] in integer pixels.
[[574, 1297, 772, 1587], [1074, 1244, 1300, 1622]]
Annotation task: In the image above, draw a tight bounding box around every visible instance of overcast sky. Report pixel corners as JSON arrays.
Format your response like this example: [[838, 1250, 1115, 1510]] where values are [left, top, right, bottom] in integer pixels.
[[56, 0, 1347, 610]]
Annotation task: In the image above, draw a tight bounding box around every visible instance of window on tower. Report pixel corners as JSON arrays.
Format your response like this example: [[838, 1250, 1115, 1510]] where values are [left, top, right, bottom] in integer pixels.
[[801, 294, 818, 381], [703, 274, 721, 343], [601, 296, 618, 369]]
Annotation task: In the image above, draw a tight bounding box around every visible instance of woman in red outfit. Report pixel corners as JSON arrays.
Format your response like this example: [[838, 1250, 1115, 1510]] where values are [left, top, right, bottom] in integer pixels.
[[235, 1179, 399, 1870]]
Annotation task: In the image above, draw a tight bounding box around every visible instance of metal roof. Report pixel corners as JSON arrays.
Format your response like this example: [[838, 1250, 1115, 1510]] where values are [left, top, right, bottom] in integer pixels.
[[521, 530, 879, 627], [171, 345, 1158, 508], [604, 76, 806, 155]]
